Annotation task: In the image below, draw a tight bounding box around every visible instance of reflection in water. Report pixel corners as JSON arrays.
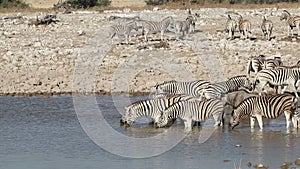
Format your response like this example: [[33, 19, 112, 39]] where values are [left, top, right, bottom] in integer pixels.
[[0, 96, 299, 169]]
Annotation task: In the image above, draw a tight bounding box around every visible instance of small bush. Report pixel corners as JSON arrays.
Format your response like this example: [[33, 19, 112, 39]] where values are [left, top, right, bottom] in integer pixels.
[[66, 0, 110, 8], [145, 0, 169, 5], [0, 0, 28, 8], [97, 0, 110, 6]]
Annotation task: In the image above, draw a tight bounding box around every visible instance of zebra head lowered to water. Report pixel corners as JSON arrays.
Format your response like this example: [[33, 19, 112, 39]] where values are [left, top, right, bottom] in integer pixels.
[[120, 94, 195, 126], [155, 99, 224, 131], [230, 94, 298, 130]]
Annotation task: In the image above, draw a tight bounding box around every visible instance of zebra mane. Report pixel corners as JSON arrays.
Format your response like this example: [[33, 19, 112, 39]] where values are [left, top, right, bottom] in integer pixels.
[[228, 75, 247, 81], [282, 10, 291, 16], [162, 16, 174, 22]]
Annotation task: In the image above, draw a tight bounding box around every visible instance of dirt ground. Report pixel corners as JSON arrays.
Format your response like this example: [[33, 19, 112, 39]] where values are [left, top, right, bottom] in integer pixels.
[[0, 6, 300, 96]]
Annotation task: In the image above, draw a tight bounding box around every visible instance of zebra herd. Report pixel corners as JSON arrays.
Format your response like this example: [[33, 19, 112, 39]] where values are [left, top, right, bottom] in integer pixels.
[[120, 55, 300, 131], [226, 9, 300, 40], [109, 11, 197, 44], [109, 9, 300, 44]]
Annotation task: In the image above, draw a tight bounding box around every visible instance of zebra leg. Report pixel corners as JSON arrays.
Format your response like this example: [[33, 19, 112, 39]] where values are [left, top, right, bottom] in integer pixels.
[[184, 119, 193, 131], [256, 115, 264, 130], [292, 116, 298, 128], [284, 111, 292, 129], [160, 30, 164, 41], [250, 116, 256, 128]]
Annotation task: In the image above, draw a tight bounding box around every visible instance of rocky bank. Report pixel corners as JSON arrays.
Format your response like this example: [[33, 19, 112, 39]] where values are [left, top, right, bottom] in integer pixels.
[[0, 7, 299, 96]]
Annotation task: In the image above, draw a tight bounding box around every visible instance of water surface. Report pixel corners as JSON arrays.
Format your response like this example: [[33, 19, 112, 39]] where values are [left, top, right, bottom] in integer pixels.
[[0, 95, 300, 169]]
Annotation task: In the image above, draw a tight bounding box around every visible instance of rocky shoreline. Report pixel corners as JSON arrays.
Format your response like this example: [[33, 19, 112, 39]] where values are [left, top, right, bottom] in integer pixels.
[[1, 8, 300, 96]]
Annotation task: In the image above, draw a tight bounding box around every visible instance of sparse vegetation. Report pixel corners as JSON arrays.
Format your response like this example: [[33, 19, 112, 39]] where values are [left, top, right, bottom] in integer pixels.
[[0, 0, 28, 8], [145, 0, 298, 5], [66, 0, 110, 8]]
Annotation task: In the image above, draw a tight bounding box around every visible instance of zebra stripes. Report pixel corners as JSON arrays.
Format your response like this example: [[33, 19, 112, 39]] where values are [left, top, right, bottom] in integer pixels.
[[225, 15, 238, 40], [109, 21, 139, 44], [280, 10, 300, 36], [120, 94, 194, 126], [156, 80, 210, 98], [238, 15, 251, 39], [155, 99, 224, 131], [139, 16, 174, 41], [202, 75, 252, 100], [174, 18, 195, 40], [254, 67, 300, 97], [247, 55, 282, 77], [230, 94, 297, 130], [261, 15, 273, 40]]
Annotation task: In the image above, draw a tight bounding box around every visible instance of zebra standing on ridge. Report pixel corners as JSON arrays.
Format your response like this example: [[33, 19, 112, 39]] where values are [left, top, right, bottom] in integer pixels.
[[109, 21, 139, 44], [237, 14, 251, 39], [155, 80, 210, 99], [280, 10, 300, 36], [225, 14, 238, 40], [202, 75, 253, 100], [120, 94, 195, 126], [261, 15, 273, 40], [139, 16, 174, 41], [254, 67, 300, 97], [155, 99, 224, 131], [230, 94, 297, 130]]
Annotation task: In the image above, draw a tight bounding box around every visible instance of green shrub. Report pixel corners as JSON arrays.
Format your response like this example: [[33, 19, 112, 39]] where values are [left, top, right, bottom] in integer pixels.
[[97, 0, 110, 6], [0, 0, 28, 8]]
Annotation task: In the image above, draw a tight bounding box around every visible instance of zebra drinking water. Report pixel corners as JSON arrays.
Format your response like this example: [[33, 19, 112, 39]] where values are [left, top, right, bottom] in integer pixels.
[[202, 75, 253, 100], [109, 21, 139, 44], [139, 16, 174, 41], [120, 94, 195, 126], [155, 99, 224, 131], [261, 15, 273, 40], [155, 80, 210, 98], [230, 94, 297, 130], [254, 67, 300, 97], [280, 10, 300, 36]]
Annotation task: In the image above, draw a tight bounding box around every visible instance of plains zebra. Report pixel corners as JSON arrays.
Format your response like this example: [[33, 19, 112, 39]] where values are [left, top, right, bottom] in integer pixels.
[[186, 15, 196, 33], [237, 15, 251, 39], [261, 15, 273, 40], [109, 21, 139, 44], [156, 80, 210, 98], [280, 10, 300, 36], [254, 67, 300, 97], [139, 16, 174, 41], [230, 94, 297, 130], [173, 19, 194, 40], [120, 94, 195, 126], [292, 107, 300, 128], [225, 14, 238, 40], [247, 55, 282, 77], [297, 60, 300, 66], [155, 99, 224, 131], [202, 75, 253, 100]]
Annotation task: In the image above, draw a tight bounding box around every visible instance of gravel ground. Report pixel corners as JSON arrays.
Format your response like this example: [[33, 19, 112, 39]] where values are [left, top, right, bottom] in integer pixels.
[[0, 7, 299, 96]]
